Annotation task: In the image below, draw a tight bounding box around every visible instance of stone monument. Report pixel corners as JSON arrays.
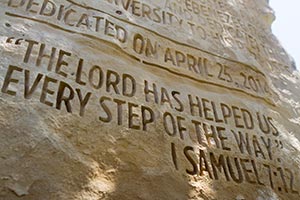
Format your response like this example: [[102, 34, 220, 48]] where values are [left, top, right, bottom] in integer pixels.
[[1, 0, 300, 199]]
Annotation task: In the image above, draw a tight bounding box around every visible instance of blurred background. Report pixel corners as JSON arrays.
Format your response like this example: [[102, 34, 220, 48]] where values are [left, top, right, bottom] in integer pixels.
[[270, 0, 300, 69]]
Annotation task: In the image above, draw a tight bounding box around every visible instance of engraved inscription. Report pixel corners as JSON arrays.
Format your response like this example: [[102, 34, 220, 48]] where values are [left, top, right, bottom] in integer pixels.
[[1, 37, 298, 198], [4, 0, 275, 102]]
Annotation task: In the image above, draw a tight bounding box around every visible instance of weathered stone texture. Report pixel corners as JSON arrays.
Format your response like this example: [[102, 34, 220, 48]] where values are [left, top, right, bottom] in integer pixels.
[[0, 0, 300, 199]]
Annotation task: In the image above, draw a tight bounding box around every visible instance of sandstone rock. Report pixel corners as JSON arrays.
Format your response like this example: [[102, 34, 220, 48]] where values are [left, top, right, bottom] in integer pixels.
[[0, 0, 299, 199]]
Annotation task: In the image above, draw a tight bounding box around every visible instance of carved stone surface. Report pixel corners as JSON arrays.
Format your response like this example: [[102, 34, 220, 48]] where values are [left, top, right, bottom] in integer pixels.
[[0, 0, 300, 199]]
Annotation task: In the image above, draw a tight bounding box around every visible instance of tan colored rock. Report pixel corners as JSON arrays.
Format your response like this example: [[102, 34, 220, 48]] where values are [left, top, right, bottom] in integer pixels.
[[0, 0, 300, 199]]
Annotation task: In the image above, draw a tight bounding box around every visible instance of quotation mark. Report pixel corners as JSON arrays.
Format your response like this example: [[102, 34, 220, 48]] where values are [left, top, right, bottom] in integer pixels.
[[275, 140, 283, 149], [6, 37, 24, 45]]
